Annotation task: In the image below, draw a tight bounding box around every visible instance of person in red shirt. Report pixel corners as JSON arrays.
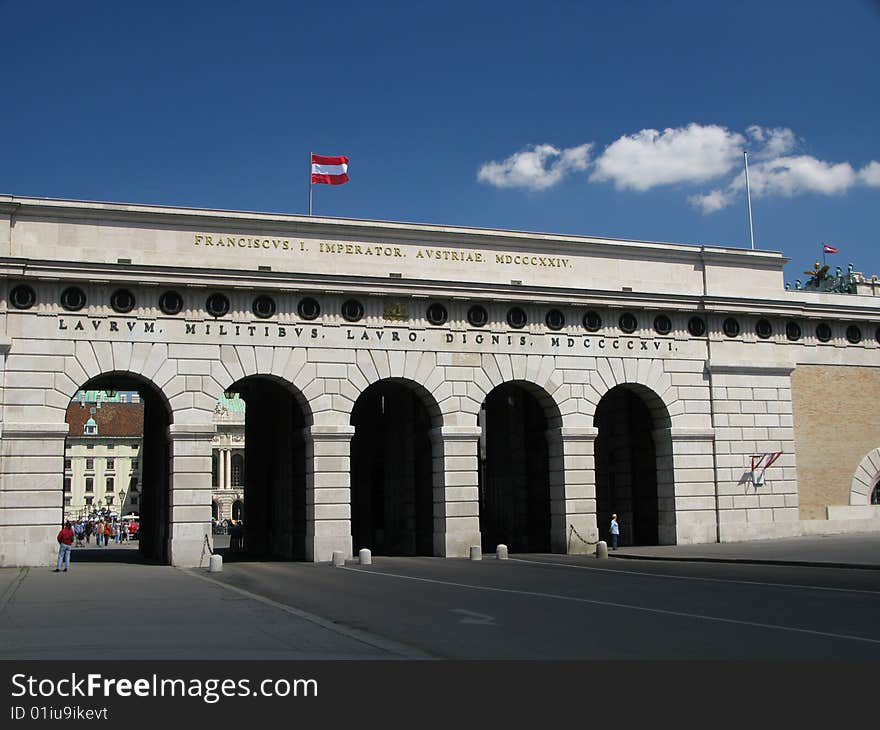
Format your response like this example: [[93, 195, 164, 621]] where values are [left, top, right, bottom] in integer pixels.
[[54, 521, 74, 572]]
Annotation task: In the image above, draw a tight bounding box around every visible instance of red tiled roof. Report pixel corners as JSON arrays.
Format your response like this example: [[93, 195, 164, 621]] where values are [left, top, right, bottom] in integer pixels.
[[65, 402, 144, 437]]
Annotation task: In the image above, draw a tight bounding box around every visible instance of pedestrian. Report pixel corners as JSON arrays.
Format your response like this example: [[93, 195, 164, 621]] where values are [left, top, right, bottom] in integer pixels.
[[74, 521, 84, 547], [84, 520, 92, 544], [95, 520, 104, 547], [54, 521, 74, 572], [610, 513, 619, 550], [104, 520, 112, 546]]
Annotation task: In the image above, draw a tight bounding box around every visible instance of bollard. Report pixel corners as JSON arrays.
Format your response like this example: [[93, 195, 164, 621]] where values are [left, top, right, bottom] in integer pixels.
[[209, 554, 223, 573], [332, 550, 345, 567], [469, 545, 482, 561], [496, 544, 509, 560], [359, 548, 372, 565], [595, 540, 608, 559]]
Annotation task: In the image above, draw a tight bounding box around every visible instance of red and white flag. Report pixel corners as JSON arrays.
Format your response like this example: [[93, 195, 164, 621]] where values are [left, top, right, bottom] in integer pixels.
[[823, 244, 838, 254], [311, 154, 349, 185]]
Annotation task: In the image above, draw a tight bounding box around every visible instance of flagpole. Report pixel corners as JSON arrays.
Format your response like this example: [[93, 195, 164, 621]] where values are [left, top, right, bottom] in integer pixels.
[[744, 151, 755, 251], [308, 151, 313, 216]]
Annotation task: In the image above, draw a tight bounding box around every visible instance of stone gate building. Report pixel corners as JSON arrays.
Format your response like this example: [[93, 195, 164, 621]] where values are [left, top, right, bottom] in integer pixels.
[[1, 195, 879, 567]]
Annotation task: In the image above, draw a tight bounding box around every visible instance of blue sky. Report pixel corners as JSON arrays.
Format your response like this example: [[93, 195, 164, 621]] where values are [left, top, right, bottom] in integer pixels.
[[2, 0, 878, 285]]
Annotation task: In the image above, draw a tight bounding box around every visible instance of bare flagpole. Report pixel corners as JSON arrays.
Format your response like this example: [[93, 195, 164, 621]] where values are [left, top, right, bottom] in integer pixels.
[[744, 151, 755, 250], [308, 151, 313, 216]]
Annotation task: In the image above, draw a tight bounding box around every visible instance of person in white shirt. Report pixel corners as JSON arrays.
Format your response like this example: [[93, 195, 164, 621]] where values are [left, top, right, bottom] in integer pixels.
[[610, 514, 619, 550]]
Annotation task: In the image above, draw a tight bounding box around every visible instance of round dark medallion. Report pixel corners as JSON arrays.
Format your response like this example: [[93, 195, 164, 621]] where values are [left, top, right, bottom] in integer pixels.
[[10, 284, 36, 310], [426, 302, 448, 326], [545, 309, 565, 331], [816, 322, 833, 343], [653, 314, 672, 335], [619, 312, 638, 334], [722, 317, 740, 338], [507, 307, 527, 329], [755, 318, 773, 339], [297, 297, 320, 320], [205, 293, 230, 318], [341, 299, 364, 322], [785, 321, 802, 342], [687, 316, 706, 337], [159, 290, 183, 315], [61, 287, 87, 312], [467, 305, 488, 328], [846, 325, 862, 344], [252, 295, 276, 319], [110, 289, 135, 314], [583, 311, 602, 332]]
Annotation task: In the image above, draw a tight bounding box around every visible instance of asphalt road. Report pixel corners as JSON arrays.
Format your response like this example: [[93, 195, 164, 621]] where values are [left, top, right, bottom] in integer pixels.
[[202, 552, 880, 660]]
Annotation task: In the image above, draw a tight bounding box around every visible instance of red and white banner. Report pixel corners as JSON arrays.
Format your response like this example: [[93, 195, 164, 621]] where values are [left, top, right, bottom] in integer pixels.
[[311, 154, 349, 185], [823, 244, 838, 254]]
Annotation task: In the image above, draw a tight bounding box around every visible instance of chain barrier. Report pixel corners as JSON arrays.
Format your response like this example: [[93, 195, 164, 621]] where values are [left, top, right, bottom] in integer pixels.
[[567, 524, 600, 552], [199, 533, 213, 568]]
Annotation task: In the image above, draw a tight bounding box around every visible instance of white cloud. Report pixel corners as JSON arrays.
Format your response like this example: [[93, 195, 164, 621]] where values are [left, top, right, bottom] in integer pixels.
[[476, 143, 592, 191], [859, 161, 880, 187], [689, 188, 738, 214], [589, 123, 745, 191], [748, 155, 858, 197], [747, 125, 798, 159]]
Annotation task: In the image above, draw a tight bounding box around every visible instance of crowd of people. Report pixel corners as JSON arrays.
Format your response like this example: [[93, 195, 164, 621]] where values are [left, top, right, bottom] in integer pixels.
[[69, 517, 139, 547], [55, 517, 140, 572]]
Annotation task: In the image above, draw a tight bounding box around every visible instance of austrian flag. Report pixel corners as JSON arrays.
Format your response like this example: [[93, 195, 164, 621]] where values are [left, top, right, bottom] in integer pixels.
[[823, 244, 838, 254], [311, 154, 349, 185]]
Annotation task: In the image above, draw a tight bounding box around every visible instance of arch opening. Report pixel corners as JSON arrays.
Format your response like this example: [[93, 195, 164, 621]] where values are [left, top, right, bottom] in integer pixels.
[[222, 375, 311, 560], [478, 382, 560, 553], [594, 384, 673, 547], [350, 380, 438, 556], [63, 373, 172, 564]]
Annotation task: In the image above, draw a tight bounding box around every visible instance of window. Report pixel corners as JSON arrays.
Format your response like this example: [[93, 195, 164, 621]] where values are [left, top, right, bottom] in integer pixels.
[[231, 454, 244, 487], [723, 318, 740, 338], [872, 483, 879, 505], [785, 321, 802, 341], [85, 478, 94, 493], [252, 295, 276, 319], [816, 323, 833, 342], [131, 496, 139, 506], [106, 458, 115, 470], [132, 460, 139, 471], [110, 289, 136, 314], [64, 458, 72, 470], [63, 478, 71, 492], [64, 496, 71, 506], [106, 477, 114, 492], [106, 496, 114, 506], [85, 458, 94, 470], [129, 477, 139, 492], [85, 496, 93, 506], [10, 284, 36, 310]]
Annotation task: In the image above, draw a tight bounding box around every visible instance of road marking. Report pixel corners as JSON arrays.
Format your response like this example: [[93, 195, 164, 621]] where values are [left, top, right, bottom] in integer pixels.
[[509, 557, 880, 596], [183, 568, 434, 659], [341, 566, 880, 646], [451, 608, 496, 625], [0, 567, 29, 613]]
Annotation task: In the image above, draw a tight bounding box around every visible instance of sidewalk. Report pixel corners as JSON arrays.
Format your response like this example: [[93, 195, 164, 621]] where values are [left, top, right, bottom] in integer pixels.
[[609, 531, 880, 569]]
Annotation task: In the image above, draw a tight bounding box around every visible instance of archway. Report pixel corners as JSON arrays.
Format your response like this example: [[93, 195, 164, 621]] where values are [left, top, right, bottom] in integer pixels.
[[478, 381, 560, 553], [594, 384, 672, 546], [224, 376, 310, 559], [350, 380, 438, 556], [63, 374, 172, 563]]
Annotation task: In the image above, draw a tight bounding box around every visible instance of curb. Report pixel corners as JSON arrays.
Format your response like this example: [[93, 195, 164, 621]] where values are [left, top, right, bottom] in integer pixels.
[[608, 553, 880, 571]]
